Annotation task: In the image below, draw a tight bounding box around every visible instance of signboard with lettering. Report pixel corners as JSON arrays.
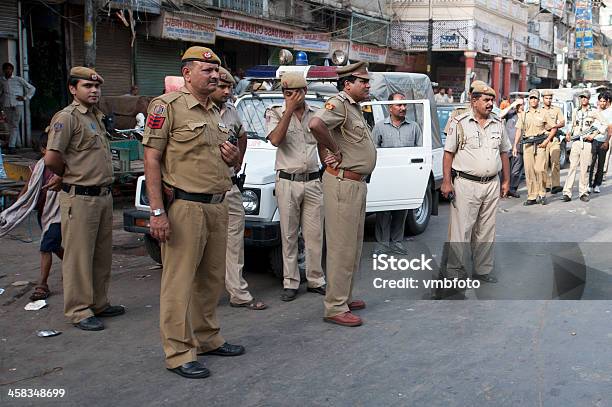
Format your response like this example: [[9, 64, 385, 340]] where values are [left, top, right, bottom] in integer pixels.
[[159, 11, 216, 44], [440, 33, 460, 49], [216, 18, 294, 47], [348, 42, 387, 64], [410, 34, 428, 49], [385, 49, 405, 66], [294, 33, 331, 53]]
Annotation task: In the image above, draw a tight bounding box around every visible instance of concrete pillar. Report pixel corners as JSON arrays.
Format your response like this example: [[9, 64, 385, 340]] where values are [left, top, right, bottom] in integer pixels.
[[492, 56, 502, 102], [463, 51, 477, 101], [519, 61, 528, 92], [503, 58, 513, 98]]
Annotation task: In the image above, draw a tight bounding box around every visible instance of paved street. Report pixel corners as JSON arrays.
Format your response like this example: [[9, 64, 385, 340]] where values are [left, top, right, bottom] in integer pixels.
[[1, 170, 612, 407]]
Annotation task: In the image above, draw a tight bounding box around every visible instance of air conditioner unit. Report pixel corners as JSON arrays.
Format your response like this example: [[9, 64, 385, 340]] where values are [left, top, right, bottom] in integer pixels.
[[529, 55, 538, 64]]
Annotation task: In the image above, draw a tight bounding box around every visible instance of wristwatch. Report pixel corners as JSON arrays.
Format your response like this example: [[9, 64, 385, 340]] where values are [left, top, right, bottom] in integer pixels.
[[151, 208, 165, 217]]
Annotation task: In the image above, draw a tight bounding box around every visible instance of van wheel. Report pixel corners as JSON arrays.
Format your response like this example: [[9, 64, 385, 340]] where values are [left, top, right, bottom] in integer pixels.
[[144, 233, 162, 264], [405, 184, 432, 235], [269, 235, 306, 281], [559, 140, 568, 169]]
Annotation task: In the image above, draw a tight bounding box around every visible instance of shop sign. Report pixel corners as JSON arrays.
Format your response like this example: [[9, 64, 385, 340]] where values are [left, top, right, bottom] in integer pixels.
[[294, 33, 331, 53], [216, 17, 294, 47], [410, 34, 428, 49], [159, 11, 216, 44], [440, 34, 460, 49], [385, 49, 405, 66], [348, 42, 387, 64]]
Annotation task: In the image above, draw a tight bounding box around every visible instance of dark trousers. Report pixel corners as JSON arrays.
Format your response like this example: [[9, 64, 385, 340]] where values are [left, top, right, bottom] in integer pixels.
[[589, 141, 607, 187], [510, 153, 524, 192]]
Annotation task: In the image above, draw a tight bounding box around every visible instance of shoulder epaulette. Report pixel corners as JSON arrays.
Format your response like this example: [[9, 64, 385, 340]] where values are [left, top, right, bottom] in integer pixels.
[[157, 91, 182, 104]]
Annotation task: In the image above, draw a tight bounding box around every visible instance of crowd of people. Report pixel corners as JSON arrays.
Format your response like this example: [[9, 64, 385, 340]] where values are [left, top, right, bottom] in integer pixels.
[[1, 44, 611, 379]]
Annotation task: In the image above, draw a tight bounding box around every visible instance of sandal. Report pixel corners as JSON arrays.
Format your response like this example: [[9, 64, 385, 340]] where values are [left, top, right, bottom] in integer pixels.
[[229, 299, 268, 310], [29, 284, 50, 301]]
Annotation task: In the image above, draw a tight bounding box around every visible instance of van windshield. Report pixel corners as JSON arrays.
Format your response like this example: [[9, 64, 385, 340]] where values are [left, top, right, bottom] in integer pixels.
[[236, 96, 325, 140]]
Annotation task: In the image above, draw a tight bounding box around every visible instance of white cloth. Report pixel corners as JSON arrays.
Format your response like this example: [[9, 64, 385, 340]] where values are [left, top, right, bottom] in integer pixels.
[[0, 159, 60, 237], [0, 75, 36, 107]]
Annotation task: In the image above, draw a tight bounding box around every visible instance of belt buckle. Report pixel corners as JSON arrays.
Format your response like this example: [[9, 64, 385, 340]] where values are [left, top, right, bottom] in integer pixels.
[[210, 194, 224, 204], [296, 173, 307, 182]]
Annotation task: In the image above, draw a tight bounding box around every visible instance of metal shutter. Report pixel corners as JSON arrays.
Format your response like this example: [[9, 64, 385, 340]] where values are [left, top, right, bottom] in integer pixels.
[[0, 0, 18, 39], [135, 37, 183, 97], [70, 16, 133, 96]]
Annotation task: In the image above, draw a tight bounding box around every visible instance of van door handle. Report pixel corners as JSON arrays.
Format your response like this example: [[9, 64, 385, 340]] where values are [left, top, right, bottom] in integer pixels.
[[411, 158, 424, 163]]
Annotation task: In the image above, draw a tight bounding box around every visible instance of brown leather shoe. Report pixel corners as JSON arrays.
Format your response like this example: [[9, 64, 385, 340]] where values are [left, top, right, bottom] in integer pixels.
[[348, 300, 366, 310], [323, 311, 362, 327]]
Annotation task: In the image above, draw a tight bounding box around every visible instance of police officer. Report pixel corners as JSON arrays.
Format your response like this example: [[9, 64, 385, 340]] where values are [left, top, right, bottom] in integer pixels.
[[513, 89, 553, 206], [562, 90, 600, 202], [209, 67, 267, 311], [45, 67, 125, 331], [309, 62, 377, 327], [143, 47, 243, 379], [266, 72, 326, 302], [541, 89, 565, 194], [441, 82, 510, 284]]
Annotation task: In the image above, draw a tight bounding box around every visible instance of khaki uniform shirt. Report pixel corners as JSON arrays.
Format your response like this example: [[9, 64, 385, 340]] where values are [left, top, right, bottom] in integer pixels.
[[47, 101, 114, 186], [570, 107, 603, 136], [542, 105, 563, 128], [265, 103, 319, 173], [142, 87, 232, 194], [445, 110, 511, 177], [219, 102, 242, 140], [312, 91, 377, 175], [515, 108, 551, 138]]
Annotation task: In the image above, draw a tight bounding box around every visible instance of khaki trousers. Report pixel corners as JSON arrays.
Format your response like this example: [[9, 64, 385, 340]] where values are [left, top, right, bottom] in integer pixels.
[[545, 138, 561, 189], [562, 141, 592, 198], [523, 143, 548, 200], [322, 171, 366, 318], [59, 191, 112, 323], [276, 176, 325, 290], [160, 199, 228, 369], [225, 185, 252, 304], [445, 176, 499, 278]]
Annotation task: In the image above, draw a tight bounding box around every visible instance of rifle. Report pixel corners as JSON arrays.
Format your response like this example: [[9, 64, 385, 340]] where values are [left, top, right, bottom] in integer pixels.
[[570, 126, 598, 141], [521, 133, 548, 146]]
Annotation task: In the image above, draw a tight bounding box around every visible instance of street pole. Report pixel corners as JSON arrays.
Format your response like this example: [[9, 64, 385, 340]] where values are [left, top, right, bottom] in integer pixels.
[[426, 0, 433, 79], [84, 0, 96, 67]]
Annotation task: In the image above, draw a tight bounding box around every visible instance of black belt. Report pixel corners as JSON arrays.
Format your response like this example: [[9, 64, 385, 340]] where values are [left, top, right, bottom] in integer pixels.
[[175, 188, 225, 204], [455, 171, 496, 183], [62, 184, 112, 196], [278, 170, 319, 182]]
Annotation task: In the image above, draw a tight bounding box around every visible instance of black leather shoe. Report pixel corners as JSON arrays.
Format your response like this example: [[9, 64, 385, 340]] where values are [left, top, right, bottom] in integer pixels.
[[307, 285, 326, 295], [167, 361, 210, 379], [281, 288, 298, 302], [523, 199, 537, 206], [473, 274, 498, 283], [551, 186, 563, 194], [538, 196, 547, 205], [507, 191, 520, 198], [580, 194, 590, 202], [545, 187, 551, 192], [562, 195, 571, 202], [202, 342, 245, 357], [74, 316, 104, 331], [95, 305, 126, 317]]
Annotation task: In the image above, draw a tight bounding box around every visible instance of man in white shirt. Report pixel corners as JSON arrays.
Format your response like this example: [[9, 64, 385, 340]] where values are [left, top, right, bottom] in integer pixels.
[[0, 62, 36, 154], [435, 88, 447, 104]]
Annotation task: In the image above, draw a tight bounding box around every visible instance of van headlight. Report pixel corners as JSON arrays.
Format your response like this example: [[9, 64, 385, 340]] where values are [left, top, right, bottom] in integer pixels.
[[242, 189, 260, 215]]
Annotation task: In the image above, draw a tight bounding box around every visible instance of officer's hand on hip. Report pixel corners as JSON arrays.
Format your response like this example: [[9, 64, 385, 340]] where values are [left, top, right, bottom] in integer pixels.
[[150, 214, 171, 243], [220, 141, 240, 167], [323, 150, 342, 169], [500, 181, 510, 198], [42, 174, 63, 192], [441, 180, 454, 199]]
